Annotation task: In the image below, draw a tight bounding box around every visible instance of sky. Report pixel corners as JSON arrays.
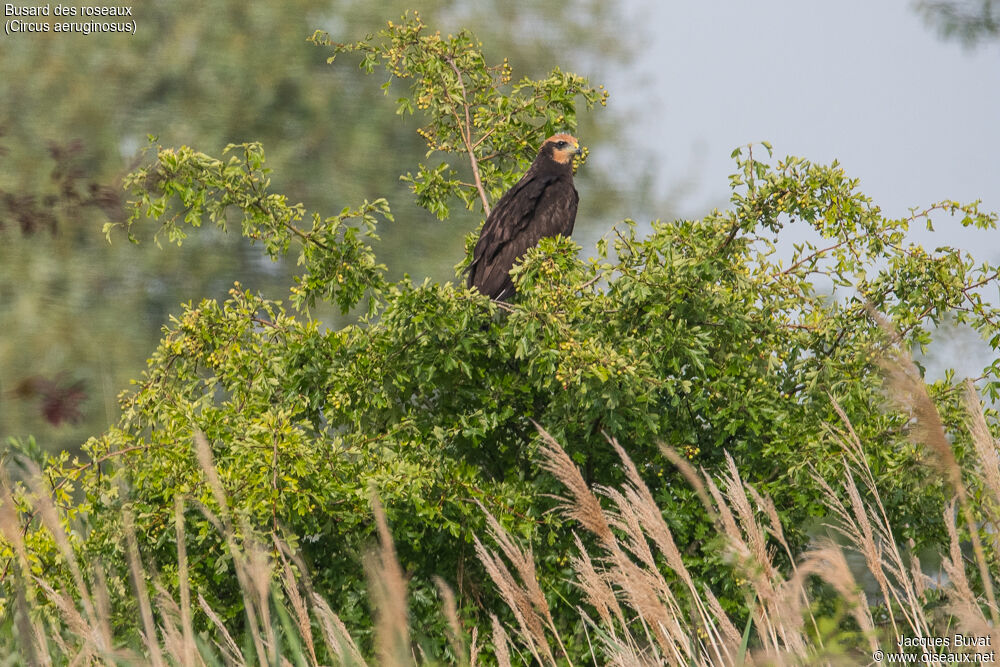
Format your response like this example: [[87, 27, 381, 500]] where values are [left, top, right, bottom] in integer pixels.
[[606, 0, 998, 377], [615, 0, 998, 249]]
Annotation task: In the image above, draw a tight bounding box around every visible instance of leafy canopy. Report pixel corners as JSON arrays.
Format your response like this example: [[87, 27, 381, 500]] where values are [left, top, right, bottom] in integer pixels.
[[311, 12, 607, 220]]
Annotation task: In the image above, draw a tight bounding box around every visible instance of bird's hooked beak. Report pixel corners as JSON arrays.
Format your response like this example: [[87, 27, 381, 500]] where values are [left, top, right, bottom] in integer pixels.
[[567, 142, 583, 174]]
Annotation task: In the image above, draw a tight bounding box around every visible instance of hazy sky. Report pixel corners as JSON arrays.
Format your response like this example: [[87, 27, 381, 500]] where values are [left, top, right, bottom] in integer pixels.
[[615, 0, 998, 255], [603, 0, 998, 376]]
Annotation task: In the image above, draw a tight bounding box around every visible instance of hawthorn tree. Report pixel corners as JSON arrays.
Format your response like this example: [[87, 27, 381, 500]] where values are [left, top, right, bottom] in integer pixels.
[[3, 12, 999, 660]]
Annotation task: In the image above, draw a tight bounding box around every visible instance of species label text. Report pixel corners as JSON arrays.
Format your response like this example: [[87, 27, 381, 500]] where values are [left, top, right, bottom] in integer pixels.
[[4, 4, 136, 36]]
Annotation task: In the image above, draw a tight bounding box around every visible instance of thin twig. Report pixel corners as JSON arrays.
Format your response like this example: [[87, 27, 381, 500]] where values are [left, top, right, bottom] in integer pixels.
[[444, 55, 491, 216], [576, 272, 606, 292]]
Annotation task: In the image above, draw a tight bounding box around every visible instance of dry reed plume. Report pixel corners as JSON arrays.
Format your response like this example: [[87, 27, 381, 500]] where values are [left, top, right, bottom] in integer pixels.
[[1, 364, 998, 664]]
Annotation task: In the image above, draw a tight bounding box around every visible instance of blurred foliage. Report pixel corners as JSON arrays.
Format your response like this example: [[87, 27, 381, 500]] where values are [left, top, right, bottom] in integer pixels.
[[0, 0, 644, 452], [916, 0, 1000, 47], [4, 14, 1000, 661]]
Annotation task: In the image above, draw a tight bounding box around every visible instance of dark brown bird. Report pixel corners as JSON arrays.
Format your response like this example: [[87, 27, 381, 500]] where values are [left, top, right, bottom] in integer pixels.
[[467, 133, 582, 300]]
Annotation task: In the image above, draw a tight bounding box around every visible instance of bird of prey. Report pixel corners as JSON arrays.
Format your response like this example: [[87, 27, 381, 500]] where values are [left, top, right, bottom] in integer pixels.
[[466, 133, 581, 300]]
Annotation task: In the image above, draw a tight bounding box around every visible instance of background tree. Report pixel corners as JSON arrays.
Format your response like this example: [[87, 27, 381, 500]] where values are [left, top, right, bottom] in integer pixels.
[[916, 0, 999, 46]]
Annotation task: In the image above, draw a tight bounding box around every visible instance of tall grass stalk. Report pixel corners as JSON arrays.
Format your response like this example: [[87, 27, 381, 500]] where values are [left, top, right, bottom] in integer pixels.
[[1, 376, 998, 664]]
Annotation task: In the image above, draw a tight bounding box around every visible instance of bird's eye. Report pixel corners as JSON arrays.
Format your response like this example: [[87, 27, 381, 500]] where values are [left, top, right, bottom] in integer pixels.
[[556, 141, 567, 148]]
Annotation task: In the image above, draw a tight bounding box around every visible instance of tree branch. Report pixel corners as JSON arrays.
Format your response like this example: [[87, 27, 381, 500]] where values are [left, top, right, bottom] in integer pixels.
[[444, 55, 491, 216]]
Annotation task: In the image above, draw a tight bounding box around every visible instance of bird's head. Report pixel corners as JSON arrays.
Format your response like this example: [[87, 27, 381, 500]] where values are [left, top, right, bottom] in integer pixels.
[[541, 133, 582, 165]]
